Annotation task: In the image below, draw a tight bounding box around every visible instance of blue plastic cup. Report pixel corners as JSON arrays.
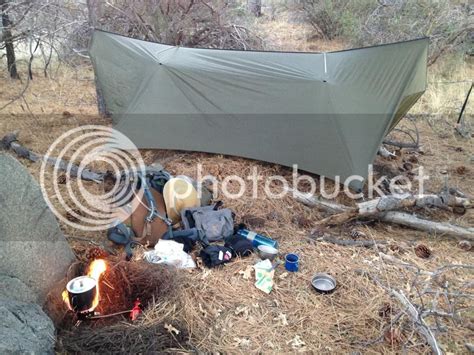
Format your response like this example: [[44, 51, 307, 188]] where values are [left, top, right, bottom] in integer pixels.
[[285, 253, 299, 272]]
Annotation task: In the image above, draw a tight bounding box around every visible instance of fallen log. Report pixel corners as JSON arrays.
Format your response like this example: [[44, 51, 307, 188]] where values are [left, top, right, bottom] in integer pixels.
[[316, 193, 472, 226], [380, 211, 474, 241], [1, 131, 104, 182], [286, 188, 349, 213], [288, 189, 474, 241]]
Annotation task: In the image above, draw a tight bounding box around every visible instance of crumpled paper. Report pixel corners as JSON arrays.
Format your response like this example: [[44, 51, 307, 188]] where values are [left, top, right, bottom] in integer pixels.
[[253, 259, 274, 294], [144, 239, 196, 269]]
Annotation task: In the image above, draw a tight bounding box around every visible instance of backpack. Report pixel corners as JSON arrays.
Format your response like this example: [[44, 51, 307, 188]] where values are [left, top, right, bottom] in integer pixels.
[[181, 202, 234, 242], [107, 167, 173, 256], [107, 166, 213, 256]]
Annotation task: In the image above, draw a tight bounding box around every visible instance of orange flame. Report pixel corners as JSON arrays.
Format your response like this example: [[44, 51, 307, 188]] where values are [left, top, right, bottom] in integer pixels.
[[62, 289, 70, 310], [62, 259, 107, 312], [88, 259, 107, 280], [87, 259, 107, 311]]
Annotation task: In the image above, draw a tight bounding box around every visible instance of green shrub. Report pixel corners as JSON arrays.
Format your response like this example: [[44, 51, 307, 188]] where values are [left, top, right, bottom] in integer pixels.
[[294, 0, 471, 63]]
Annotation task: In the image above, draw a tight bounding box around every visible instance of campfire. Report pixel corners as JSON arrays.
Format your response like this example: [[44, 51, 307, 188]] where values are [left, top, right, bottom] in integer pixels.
[[43, 255, 185, 353], [62, 259, 107, 318], [48, 254, 177, 329]]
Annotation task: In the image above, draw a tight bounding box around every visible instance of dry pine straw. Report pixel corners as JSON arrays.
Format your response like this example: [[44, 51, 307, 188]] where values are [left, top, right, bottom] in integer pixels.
[[56, 241, 473, 353], [1, 68, 473, 353], [49, 259, 192, 353]]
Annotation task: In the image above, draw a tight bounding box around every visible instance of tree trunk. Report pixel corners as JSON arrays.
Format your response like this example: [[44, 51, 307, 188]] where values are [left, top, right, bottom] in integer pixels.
[[87, 0, 108, 117], [1, 0, 19, 79], [248, 0, 262, 17]]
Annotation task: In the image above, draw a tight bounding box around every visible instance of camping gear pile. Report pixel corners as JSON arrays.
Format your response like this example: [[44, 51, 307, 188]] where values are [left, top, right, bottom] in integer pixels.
[[49, 164, 287, 327], [106, 165, 277, 271], [101, 165, 341, 300]]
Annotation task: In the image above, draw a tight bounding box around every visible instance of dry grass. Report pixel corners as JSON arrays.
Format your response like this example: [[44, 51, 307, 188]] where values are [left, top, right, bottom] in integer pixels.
[[0, 32, 473, 353], [413, 55, 474, 116]]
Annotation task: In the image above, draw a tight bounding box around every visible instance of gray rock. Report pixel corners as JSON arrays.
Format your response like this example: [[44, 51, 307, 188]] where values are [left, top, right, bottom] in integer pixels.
[[0, 299, 55, 354], [0, 275, 39, 304], [0, 154, 76, 304]]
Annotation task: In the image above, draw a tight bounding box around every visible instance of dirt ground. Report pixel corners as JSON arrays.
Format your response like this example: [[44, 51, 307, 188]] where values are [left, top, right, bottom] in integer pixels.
[[0, 28, 473, 354]]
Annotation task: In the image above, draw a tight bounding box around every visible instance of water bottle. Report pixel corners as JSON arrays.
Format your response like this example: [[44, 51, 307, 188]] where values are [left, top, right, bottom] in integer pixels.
[[236, 228, 278, 249]]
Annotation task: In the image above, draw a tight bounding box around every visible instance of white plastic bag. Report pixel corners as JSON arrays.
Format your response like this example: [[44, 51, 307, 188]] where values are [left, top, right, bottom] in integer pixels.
[[144, 240, 196, 269]]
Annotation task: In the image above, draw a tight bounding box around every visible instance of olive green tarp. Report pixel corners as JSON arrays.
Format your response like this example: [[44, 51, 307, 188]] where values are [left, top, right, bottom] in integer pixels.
[[89, 30, 428, 190]]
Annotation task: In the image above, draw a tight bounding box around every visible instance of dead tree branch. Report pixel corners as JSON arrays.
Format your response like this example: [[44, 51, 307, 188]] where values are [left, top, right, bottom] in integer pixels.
[[378, 146, 396, 158], [383, 119, 420, 149], [357, 270, 443, 354], [381, 212, 474, 241], [314, 235, 388, 248], [316, 193, 472, 226], [289, 189, 474, 240], [391, 289, 443, 355]]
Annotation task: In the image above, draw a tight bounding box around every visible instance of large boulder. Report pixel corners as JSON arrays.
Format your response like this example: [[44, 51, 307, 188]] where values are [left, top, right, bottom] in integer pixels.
[[0, 154, 76, 304], [0, 298, 55, 354], [0, 275, 39, 304]]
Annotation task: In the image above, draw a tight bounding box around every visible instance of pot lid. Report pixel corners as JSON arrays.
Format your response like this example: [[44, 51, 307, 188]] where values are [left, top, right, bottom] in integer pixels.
[[66, 276, 96, 293]]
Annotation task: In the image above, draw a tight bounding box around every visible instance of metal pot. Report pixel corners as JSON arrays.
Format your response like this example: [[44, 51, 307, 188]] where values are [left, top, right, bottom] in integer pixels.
[[311, 273, 337, 294], [66, 276, 97, 313]]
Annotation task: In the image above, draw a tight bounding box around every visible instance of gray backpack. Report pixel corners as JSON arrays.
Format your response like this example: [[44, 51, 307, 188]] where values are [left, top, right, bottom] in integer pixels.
[[181, 202, 234, 242]]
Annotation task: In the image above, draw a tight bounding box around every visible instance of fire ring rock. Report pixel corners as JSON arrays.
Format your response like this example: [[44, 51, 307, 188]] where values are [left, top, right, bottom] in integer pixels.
[[0, 154, 76, 305]]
